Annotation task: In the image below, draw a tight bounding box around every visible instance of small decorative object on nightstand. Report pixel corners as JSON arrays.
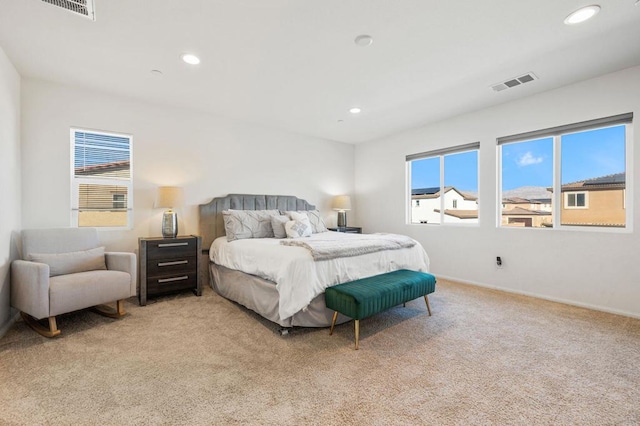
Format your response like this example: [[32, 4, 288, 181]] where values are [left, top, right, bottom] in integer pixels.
[[332, 195, 352, 227], [328, 226, 362, 234], [156, 186, 183, 238], [138, 235, 202, 306]]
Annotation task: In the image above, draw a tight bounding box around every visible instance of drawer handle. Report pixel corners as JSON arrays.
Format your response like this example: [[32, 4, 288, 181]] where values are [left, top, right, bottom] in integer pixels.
[[158, 242, 189, 247], [157, 260, 189, 267], [158, 275, 189, 283]]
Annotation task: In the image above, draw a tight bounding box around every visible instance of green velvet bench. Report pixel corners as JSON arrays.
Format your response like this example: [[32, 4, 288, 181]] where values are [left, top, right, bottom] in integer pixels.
[[325, 269, 436, 349]]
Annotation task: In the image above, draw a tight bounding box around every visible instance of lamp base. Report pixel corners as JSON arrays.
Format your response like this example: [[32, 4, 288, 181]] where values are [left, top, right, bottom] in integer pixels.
[[162, 211, 178, 238], [337, 211, 347, 228]]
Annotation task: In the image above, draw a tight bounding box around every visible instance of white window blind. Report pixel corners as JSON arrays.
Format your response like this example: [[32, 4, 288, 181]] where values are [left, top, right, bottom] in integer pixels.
[[71, 129, 133, 228]]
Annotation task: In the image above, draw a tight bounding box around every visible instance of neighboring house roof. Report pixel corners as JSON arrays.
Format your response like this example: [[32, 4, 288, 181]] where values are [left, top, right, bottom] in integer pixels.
[[434, 209, 479, 219], [503, 197, 541, 205], [548, 172, 625, 192], [530, 198, 552, 204], [412, 186, 477, 201], [502, 207, 551, 216], [75, 160, 130, 175]]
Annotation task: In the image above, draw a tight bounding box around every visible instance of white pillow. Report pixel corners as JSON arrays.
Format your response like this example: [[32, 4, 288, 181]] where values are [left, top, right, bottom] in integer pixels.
[[271, 215, 289, 239], [284, 210, 328, 234], [285, 219, 312, 238], [29, 246, 107, 277], [222, 209, 280, 241]]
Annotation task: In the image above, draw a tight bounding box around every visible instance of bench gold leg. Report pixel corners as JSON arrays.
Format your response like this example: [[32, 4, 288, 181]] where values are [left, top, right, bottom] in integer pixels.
[[329, 311, 338, 335], [354, 320, 360, 350], [424, 295, 432, 316]]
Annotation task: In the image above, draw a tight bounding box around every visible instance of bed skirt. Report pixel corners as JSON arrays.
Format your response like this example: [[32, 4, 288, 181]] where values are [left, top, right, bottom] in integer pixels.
[[209, 262, 350, 328]]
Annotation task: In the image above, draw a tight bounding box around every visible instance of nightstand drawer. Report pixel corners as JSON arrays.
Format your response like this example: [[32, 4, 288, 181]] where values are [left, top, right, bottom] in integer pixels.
[[146, 273, 198, 294], [146, 239, 197, 260], [147, 256, 197, 277]]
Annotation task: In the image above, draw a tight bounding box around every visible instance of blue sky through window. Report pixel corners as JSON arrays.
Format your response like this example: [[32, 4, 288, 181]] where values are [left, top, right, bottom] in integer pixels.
[[501, 125, 625, 190], [411, 150, 478, 193], [411, 125, 625, 193]]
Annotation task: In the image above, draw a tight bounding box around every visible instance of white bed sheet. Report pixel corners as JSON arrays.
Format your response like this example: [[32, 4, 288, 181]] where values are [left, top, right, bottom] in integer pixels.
[[210, 232, 430, 320]]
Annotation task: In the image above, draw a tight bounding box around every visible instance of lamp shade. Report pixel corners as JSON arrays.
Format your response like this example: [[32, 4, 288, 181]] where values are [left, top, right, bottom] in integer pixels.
[[332, 195, 352, 211], [156, 186, 183, 209]]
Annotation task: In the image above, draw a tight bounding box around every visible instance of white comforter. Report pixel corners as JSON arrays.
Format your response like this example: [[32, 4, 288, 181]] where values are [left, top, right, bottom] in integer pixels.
[[210, 232, 430, 320]]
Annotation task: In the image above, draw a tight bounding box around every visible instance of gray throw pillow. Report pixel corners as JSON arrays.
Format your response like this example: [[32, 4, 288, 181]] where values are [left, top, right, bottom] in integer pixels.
[[29, 246, 107, 277], [271, 215, 289, 239], [283, 210, 328, 233], [223, 209, 280, 241]]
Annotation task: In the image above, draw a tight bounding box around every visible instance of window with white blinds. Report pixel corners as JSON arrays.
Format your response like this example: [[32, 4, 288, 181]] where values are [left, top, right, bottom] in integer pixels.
[[71, 129, 133, 228]]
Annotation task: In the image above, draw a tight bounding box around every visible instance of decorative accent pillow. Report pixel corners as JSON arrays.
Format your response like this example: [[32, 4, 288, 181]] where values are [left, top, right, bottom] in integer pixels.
[[283, 210, 328, 234], [29, 246, 107, 277], [223, 209, 280, 241], [271, 215, 289, 239], [285, 219, 312, 238]]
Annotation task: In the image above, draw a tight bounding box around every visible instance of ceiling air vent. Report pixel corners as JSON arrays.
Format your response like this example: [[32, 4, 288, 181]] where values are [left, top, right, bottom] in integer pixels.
[[41, 0, 96, 21], [491, 72, 537, 92]]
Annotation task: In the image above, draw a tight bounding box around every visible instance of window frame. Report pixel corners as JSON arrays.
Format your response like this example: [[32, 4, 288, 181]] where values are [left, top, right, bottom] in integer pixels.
[[70, 128, 134, 230], [497, 113, 633, 232], [406, 142, 480, 226]]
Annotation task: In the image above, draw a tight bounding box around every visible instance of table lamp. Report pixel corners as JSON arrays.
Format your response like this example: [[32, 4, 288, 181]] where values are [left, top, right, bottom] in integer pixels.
[[156, 186, 183, 238], [332, 195, 352, 227]]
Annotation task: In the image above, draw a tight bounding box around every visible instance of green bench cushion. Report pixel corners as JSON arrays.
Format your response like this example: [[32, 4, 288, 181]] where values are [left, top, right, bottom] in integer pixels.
[[325, 269, 436, 320]]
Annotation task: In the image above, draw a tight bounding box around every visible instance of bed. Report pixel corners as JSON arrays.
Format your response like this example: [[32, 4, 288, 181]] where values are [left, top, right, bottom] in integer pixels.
[[199, 194, 430, 328]]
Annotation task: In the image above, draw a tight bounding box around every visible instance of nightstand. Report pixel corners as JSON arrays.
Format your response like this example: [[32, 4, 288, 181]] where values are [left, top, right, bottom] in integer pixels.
[[328, 227, 362, 234], [138, 235, 202, 306]]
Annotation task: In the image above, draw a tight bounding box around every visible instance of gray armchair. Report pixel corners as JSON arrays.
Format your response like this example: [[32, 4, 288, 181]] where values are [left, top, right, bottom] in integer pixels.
[[11, 228, 136, 337]]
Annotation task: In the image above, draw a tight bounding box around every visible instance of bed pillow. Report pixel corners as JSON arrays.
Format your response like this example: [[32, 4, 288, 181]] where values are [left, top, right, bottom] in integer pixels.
[[222, 209, 280, 241], [271, 215, 289, 239], [283, 210, 328, 234], [29, 246, 107, 277], [285, 219, 312, 238]]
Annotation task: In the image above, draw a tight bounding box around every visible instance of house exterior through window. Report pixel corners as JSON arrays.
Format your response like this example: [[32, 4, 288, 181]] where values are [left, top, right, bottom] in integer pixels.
[[407, 142, 479, 225], [71, 129, 133, 228], [498, 113, 631, 229]]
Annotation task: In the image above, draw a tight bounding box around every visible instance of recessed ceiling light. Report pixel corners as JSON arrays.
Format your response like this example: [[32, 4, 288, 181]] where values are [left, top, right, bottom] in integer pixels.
[[354, 35, 373, 47], [349, 107, 362, 114], [181, 53, 201, 65], [564, 5, 600, 25]]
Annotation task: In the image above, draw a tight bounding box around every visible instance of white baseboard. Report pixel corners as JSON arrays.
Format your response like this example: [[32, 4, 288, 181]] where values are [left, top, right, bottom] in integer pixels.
[[434, 274, 640, 320]]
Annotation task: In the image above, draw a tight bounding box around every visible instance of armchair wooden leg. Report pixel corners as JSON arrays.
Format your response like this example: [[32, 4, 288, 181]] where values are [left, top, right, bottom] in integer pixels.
[[92, 299, 127, 319], [21, 312, 61, 338]]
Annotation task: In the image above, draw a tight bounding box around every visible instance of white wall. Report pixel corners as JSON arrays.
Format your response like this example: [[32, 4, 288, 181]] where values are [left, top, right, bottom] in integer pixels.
[[355, 65, 640, 318], [21, 78, 355, 252], [0, 46, 21, 336]]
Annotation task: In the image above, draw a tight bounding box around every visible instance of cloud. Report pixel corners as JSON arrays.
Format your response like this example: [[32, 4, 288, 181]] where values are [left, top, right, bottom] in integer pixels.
[[517, 152, 543, 167]]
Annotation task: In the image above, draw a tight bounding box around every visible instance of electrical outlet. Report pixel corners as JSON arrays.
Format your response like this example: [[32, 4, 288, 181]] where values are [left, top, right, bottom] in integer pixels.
[[496, 256, 503, 269]]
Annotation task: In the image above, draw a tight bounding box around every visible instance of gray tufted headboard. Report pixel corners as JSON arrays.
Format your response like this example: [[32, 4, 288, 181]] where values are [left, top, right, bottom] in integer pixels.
[[199, 194, 316, 250]]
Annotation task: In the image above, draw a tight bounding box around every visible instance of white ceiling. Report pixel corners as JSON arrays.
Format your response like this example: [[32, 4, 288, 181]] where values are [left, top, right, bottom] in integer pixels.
[[1, 0, 640, 144]]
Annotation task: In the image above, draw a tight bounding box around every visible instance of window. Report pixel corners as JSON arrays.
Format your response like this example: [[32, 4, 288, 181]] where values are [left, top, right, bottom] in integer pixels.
[[407, 142, 479, 225], [565, 192, 587, 209], [71, 129, 133, 228], [498, 113, 632, 230], [112, 193, 126, 209]]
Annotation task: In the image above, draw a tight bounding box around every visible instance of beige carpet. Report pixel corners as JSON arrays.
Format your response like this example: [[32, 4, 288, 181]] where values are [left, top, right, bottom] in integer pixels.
[[1, 279, 639, 425]]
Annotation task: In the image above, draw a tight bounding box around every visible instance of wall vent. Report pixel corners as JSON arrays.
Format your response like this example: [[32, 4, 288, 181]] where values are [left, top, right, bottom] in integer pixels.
[[41, 0, 96, 21], [491, 72, 537, 92]]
